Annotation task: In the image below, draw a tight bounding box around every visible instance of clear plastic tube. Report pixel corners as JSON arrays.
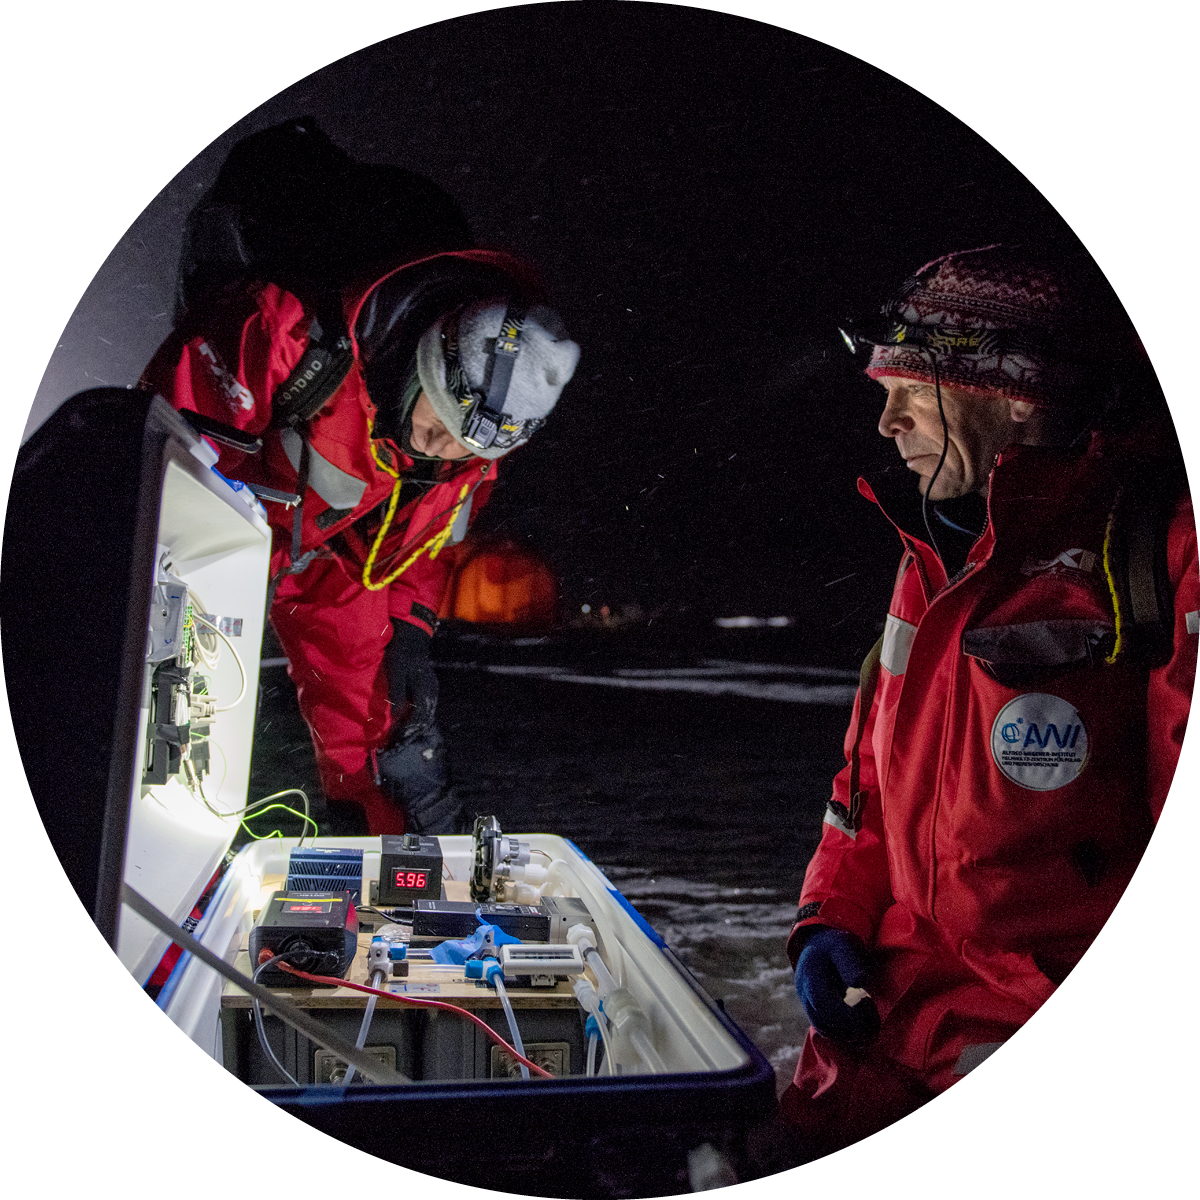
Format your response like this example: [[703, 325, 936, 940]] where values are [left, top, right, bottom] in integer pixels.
[[583, 945, 618, 999], [573, 977, 615, 1077], [492, 974, 530, 1081], [341, 969, 385, 1085], [586, 1031, 598, 1077], [628, 1026, 666, 1074], [570, 933, 661, 1075]]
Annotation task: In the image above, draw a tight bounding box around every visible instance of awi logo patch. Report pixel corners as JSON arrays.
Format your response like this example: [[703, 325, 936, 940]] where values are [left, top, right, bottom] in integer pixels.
[[990, 693, 1088, 791]]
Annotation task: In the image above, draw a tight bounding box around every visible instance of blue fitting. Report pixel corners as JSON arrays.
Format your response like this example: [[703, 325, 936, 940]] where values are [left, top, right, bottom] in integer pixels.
[[388, 944, 407, 962], [465, 957, 502, 984], [585, 1013, 601, 1039]]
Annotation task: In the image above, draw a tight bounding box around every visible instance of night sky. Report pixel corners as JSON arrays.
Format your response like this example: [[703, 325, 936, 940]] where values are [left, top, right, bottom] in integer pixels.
[[29, 3, 1103, 660]]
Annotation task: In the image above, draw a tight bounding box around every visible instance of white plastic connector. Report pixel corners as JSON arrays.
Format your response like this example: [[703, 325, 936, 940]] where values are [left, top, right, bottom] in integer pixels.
[[602, 987, 666, 1074], [573, 976, 601, 1015], [566, 922, 597, 953], [366, 938, 391, 976], [568, 924, 618, 998], [567, 924, 663, 1074]]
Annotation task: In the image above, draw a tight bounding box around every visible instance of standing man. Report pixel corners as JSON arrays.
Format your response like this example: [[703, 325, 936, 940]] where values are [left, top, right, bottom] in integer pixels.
[[142, 247, 579, 836], [781, 245, 1197, 1157]]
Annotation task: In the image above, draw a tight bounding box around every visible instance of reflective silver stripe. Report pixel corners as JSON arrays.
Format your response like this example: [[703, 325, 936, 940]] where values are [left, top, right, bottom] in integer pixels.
[[449, 491, 473, 544], [823, 808, 857, 840], [279, 428, 368, 510], [953, 1042, 1005, 1075], [880, 613, 918, 676], [1187, 610, 1199, 635]]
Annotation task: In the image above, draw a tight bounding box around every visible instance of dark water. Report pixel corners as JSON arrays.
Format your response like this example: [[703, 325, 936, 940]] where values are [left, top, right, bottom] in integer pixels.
[[248, 627, 858, 1092]]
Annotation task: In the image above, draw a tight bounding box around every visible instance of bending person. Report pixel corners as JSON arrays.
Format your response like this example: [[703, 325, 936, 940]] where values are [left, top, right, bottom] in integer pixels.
[[142, 249, 579, 834]]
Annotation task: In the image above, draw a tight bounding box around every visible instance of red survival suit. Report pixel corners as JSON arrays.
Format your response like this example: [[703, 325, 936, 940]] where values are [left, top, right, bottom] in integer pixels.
[[142, 250, 537, 832], [781, 435, 1198, 1156]]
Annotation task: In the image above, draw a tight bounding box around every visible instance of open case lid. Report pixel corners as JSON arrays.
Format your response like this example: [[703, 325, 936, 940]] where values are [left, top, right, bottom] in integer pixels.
[[2, 388, 271, 978]]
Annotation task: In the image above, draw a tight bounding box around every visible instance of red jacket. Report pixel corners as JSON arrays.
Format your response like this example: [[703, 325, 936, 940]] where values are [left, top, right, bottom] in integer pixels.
[[791, 436, 1198, 992], [141, 250, 533, 632]]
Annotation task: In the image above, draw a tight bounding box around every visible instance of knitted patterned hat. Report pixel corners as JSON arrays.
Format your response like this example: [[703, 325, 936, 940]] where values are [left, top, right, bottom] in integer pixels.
[[417, 301, 580, 460], [861, 245, 1100, 406]]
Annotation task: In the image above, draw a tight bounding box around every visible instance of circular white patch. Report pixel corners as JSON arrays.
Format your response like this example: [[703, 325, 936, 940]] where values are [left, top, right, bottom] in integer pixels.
[[990, 693, 1088, 791]]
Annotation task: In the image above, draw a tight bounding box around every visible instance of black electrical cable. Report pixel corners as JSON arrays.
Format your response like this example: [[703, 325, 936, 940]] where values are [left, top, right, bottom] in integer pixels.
[[921, 352, 950, 566], [359, 905, 412, 925]]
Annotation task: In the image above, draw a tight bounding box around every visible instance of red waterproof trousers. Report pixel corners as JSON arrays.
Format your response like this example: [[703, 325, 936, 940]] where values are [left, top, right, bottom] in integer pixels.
[[780, 909, 1051, 1160], [270, 557, 403, 832]]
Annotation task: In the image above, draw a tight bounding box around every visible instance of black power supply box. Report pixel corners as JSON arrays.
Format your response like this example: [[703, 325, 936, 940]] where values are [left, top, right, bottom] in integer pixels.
[[248, 891, 359, 986], [411, 900, 551, 943], [378, 834, 443, 904]]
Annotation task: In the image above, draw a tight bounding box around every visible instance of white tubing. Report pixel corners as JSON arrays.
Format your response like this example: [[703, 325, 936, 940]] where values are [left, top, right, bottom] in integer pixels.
[[573, 976, 615, 1077], [540, 864, 628, 988], [492, 974, 530, 1081], [629, 1026, 667, 1074], [570, 931, 662, 1075], [586, 1031, 598, 1077], [341, 968, 384, 1085]]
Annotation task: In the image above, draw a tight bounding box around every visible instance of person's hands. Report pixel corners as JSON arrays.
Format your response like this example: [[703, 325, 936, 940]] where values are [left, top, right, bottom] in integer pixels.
[[385, 617, 439, 729], [794, 926, 881, 1048]]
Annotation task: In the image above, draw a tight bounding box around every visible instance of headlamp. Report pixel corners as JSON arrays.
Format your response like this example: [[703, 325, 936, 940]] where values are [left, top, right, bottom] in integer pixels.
[[840, 317, 1010, 358], [443, 303, 545, 451], [839, 294, 1076, 364]]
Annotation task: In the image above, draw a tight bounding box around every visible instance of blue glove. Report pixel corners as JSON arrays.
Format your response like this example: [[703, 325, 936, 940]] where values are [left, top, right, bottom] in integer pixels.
[[794, 926, 881, 1048]]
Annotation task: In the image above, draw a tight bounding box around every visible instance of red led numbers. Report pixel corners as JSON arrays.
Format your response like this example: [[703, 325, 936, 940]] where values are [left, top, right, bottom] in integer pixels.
[[394, 870, 428, 889]]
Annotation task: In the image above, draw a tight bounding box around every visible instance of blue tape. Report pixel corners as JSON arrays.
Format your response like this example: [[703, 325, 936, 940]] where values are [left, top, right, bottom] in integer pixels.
[[429, 920, 521, 965], [155, 950, 191, 1010], [607, 888, 667, 949]]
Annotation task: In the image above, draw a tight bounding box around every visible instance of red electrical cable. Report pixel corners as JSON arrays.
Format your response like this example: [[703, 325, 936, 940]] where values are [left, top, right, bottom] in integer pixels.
[[277, 962, 555, 1080]]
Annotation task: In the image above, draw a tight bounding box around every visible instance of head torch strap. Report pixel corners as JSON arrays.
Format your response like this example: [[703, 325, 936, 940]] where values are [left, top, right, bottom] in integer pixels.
[[462, 302, 527, 449], [839, 316, 1066, 364], [486, 303, 527, 410]]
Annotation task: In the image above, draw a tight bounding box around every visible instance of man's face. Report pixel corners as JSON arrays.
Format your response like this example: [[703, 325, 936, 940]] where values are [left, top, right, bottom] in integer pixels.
[[408, 392, 475, 460], [875, 375, 1038, 500]]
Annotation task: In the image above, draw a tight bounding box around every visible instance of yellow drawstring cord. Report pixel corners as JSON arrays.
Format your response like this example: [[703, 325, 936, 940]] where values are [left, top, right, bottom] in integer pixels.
[[360, 437, 405, 591], [1102, 490, 1124, 664], [360, 436, 478, 591]]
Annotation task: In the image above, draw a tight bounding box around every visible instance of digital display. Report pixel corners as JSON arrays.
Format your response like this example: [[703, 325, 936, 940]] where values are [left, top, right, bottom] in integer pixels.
[[282, 900, 333, 914], [394, 870, 428, 890]]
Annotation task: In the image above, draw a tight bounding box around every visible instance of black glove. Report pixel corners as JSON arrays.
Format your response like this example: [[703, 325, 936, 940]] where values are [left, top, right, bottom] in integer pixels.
[[378, 618, 468, 834], [375, 723, 468, 834], [385, 617, 439, 730], [794, 926, 881, 1048]]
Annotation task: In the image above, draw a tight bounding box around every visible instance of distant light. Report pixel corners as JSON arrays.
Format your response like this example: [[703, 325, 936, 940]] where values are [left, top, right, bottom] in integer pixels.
[[582, 604, 591, 614], [714, 616, 794, 629]]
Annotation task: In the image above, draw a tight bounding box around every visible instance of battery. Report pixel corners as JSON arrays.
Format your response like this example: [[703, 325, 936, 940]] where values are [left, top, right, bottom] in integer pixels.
[[411, 900, 551, 944]]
